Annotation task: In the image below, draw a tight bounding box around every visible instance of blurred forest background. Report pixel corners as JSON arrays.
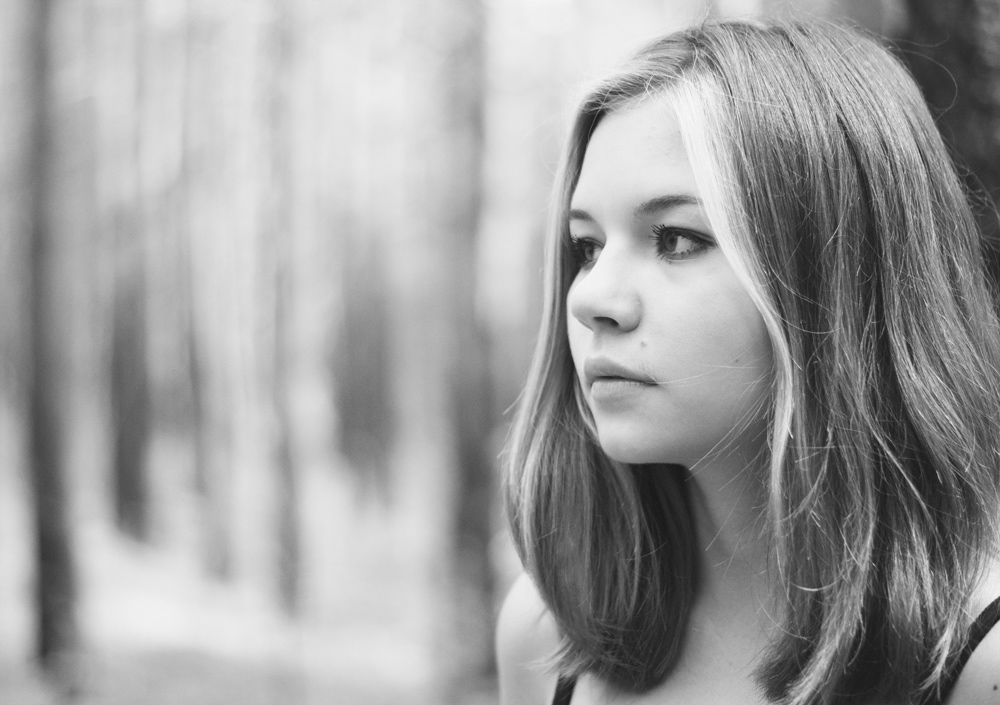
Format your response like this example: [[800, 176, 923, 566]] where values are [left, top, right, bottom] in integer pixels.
[[1, 0, 997, 703]]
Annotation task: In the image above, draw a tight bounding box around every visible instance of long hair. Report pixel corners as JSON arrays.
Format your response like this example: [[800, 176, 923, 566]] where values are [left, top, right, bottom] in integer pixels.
[[504, 19, 1000, 705]]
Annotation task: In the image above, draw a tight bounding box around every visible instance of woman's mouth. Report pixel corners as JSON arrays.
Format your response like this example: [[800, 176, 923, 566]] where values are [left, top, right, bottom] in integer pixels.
[[583, 357, 658, 387], [584, 357, 657, 403]]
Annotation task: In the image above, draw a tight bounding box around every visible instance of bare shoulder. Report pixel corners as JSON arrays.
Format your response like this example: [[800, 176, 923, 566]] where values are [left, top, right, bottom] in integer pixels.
[[945, 559, 1000, 705], [496, 572, 562, 705], [944, 618, 1000, 705]]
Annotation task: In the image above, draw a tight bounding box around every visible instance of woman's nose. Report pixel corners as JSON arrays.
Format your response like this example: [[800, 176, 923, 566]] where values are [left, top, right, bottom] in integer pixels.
[[567, 249, 641, 333]]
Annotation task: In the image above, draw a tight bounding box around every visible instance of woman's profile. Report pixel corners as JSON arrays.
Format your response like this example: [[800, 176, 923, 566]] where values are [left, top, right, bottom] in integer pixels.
[[497, 19, 1000, 705]]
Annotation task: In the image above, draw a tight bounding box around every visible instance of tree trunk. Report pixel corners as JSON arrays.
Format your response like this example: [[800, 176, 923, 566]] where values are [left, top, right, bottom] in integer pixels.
[[24, 0, 79, 688], [177, 0, 208, 500], [895, 0, 1000, 285], [332, 9, 395, 503], [334, 237, 394, 501], [263, 0, 300, 614], [409, 0, 496, 700], [110, 209, 151, 540], [182, 4, 235, 579], [106, 0, 152, 542]]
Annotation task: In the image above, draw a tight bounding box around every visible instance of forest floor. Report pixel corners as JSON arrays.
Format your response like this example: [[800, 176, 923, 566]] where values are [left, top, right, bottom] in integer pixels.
[[0, 500, 500, 705], [0, 402, 503, 705], [0, 502, 449, 705]]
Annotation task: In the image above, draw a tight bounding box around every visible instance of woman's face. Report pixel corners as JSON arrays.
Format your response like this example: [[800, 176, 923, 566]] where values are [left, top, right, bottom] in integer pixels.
[[566, 98, 773, 467]]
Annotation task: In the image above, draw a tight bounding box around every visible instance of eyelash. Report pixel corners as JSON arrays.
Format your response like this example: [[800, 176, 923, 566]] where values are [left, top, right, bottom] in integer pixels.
[[650, 224, 712, 261], [568, 235, 600, 268], [568, 226, 711, 268]]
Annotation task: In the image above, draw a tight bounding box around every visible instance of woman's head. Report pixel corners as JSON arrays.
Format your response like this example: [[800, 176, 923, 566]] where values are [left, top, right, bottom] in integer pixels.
[[506, 19, 1000, 704]]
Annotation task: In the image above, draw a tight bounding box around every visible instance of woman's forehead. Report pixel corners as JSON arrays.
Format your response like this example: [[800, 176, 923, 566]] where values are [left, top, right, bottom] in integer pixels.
[[570, 99, 699, 216]]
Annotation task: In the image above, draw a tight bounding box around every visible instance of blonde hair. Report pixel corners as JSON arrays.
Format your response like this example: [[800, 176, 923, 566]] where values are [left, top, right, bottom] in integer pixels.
[[504, 19, 1000, 705]]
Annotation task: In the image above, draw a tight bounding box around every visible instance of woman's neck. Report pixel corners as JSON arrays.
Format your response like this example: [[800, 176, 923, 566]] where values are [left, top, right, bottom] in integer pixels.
[[685, 446, 772, 617]]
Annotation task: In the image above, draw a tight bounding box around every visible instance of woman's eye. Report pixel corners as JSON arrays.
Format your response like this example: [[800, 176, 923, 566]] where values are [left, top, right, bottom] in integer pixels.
[[651, 225, 711, 261], [569, 235, 602, 268]]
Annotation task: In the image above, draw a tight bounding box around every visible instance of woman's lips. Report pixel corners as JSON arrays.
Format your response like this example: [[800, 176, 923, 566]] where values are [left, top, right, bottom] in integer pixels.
[[590, 378, 652, 402], [584, 357, 657, 403], [583, 357, 658, 387]]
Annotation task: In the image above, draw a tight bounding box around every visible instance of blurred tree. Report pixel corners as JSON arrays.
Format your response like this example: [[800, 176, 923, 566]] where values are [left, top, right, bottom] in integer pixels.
[[894, 0, 1000, 285], [183, 5, 236, 579], [110, 232, 152, 543], [334, 240, 394, 502], [332, 12, 395, 503], [103, 0, 152, 542], [409, 0, 497, 700], [333, 245, 394, 501], [24, 0, 79, 687], [178, 1, 210, 505], [263, 0, 300, 614]]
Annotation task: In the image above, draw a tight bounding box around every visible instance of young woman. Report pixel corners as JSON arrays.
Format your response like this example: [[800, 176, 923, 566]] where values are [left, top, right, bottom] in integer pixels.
[[497, 19, 1000, 705]]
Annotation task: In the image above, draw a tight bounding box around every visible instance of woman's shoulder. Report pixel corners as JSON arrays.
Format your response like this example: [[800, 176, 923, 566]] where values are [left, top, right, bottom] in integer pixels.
[[496, 572, 562, 705], [944, 558, 1000, 705]]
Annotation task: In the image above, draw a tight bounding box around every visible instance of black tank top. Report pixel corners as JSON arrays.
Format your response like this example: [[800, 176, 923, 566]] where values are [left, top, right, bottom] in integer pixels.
[[551, 595, 1000, 705]]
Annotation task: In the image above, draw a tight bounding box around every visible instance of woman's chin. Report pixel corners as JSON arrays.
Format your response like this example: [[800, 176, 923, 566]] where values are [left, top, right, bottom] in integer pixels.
[[597, 434, 670, 466]]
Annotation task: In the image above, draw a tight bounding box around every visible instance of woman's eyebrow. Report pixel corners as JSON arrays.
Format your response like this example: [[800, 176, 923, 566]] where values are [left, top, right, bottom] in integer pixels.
[[567, 208, 596, 223], [632, 194, 701, 218], [568, 194, 701, 224]]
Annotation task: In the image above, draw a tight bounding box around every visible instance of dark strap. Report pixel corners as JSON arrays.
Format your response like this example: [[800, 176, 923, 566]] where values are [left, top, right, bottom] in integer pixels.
[[552, 674, 577, 705], [929, 594, 1000, 705]]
